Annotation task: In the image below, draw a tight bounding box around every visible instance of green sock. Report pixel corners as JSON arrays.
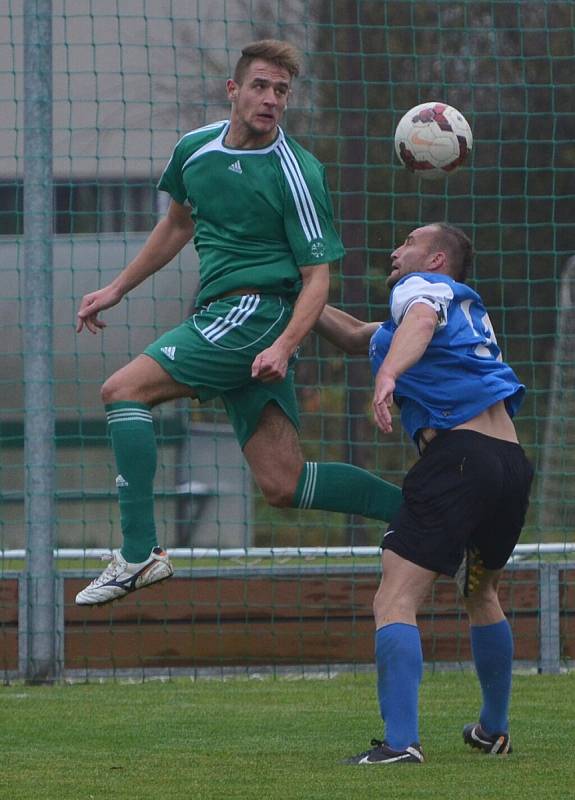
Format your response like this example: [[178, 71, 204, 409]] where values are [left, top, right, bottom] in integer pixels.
[[293, 462, 402, 522], [106, 401, 158, 563]]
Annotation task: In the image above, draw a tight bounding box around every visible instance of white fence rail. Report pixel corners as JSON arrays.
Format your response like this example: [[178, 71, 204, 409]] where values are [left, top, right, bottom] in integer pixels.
[[2, 543, 574, 560]]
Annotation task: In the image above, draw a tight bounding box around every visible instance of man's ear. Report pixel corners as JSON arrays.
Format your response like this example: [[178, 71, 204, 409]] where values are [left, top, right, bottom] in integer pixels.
[[429, 250, 447, 272], [226, 78, 239, 100]]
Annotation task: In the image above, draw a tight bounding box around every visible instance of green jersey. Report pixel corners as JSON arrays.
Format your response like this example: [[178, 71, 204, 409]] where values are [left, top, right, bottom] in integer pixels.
[[158, 120, 345, 306]]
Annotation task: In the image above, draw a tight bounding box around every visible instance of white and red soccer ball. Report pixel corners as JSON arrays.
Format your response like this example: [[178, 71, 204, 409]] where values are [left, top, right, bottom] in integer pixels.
[[394, 102, 473, 179]]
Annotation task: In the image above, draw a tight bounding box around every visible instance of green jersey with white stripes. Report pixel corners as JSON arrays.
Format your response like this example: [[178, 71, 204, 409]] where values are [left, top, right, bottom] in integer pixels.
[[158, 120, 345, 307]]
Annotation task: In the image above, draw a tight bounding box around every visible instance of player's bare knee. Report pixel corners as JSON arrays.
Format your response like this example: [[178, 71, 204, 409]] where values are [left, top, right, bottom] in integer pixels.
[[463, 584, 503, 622], [250, 460, 300, 508], [259, 480, 295, 508], [100, 377, 117, 404], [373, 583, 400, 623], [373, 582, 385, 613], [100, 375, 125, 404]]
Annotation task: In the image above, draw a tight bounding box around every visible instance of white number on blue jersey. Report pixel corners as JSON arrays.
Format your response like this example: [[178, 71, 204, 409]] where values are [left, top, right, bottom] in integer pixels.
[[460, 299, 502, 361]]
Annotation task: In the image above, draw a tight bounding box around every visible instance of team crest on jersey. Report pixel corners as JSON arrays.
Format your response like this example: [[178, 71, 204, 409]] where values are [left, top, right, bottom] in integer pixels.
[[310, 239, 325, 259]]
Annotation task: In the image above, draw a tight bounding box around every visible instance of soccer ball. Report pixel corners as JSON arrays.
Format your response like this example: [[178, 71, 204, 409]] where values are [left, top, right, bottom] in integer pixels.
[[394, 102, 472, 179]]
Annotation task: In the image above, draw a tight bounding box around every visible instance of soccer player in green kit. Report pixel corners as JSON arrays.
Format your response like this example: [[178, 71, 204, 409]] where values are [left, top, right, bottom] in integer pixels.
[[75, 39, 401, 605]]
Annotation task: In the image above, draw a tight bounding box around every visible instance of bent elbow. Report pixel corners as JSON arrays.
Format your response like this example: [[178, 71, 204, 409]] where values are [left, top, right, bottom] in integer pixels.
[[348, 339, 368, 356], [343, 328, 370, 356]]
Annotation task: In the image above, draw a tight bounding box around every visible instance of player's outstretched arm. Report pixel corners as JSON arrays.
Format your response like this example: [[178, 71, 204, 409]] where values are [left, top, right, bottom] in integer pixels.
[[76, 199, 194, 334], [314, 305, 380, 355]]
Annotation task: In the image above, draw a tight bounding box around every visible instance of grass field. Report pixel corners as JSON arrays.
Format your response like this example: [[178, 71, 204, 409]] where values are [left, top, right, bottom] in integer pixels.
[[1, 671, 573, 800]]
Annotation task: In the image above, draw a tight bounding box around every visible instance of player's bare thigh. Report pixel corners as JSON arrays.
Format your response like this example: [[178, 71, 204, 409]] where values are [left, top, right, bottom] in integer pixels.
[[101, 354, 198, 407], [243, 402, 304, 507]]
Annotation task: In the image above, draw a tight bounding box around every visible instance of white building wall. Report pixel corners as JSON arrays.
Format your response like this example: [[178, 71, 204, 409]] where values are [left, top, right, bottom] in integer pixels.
[[1, 0, 314, 178]]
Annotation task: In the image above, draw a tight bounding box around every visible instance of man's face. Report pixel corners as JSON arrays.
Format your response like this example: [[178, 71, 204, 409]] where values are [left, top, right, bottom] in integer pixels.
[[387, 225, 440, 289], [227, 59, 291, 146]]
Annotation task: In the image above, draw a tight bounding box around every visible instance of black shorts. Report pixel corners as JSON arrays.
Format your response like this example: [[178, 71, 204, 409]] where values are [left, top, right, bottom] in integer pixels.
[[382, 430, 534, 577]]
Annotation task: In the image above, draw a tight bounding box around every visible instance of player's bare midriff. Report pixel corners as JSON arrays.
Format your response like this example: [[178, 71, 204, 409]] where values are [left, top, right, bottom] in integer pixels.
[[418, 399, 519, 452]]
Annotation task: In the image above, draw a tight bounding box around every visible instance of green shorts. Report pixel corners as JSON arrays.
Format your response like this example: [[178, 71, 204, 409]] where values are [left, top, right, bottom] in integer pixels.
[[144, 293, 300, 448]]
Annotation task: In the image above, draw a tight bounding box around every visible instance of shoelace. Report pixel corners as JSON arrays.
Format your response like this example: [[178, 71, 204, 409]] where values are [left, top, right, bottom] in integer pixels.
[[89, 553, 124, 586]]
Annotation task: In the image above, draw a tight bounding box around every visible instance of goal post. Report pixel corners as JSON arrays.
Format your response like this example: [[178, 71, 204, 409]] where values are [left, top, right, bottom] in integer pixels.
[[537, 256, 575, 533]]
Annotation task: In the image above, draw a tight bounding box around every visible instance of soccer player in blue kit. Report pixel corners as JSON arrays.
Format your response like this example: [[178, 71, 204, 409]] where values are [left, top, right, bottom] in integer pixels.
[[315, 222, 533, 764]]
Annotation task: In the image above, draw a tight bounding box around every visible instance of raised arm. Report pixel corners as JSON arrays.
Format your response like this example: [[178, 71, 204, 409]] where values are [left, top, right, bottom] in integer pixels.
[[314, 304, 380, 355], [76, 199, 195, 333]]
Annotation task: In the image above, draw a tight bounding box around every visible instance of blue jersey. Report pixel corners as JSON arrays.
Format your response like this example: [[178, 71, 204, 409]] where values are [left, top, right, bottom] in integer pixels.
[[369, 273, 525, 443]]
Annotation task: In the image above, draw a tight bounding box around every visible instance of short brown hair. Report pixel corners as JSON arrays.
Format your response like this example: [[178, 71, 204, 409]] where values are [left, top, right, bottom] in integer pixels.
[[430, 223, 473, 282], [233, 39, 301, 84]]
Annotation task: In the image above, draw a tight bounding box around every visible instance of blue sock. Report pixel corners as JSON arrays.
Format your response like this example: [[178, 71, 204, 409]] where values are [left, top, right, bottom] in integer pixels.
[[470, 619, 513, 735], [375, 623, 423, 750]]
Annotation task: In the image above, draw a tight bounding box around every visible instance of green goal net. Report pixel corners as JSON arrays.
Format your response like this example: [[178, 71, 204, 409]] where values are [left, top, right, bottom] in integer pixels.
[[1, 1, 574, 678]]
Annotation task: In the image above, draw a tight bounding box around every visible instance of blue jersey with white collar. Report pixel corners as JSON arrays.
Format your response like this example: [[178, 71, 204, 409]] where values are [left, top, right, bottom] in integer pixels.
[[369, 272, 525, 443]]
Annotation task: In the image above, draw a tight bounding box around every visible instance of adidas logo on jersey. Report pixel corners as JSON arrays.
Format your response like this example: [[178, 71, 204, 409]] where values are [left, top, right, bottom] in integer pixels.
[[160, 345, 176, 361], [115, 474, 129, 488], [228, 160, 243, 174]]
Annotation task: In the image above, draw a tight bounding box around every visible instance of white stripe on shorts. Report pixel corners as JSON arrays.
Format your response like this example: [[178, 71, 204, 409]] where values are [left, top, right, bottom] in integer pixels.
[[201, 294, 260, 343]]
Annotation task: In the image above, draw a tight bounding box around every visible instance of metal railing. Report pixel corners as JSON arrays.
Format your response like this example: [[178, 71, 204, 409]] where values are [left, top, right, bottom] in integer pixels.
[[2, 544, 573, 679]]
